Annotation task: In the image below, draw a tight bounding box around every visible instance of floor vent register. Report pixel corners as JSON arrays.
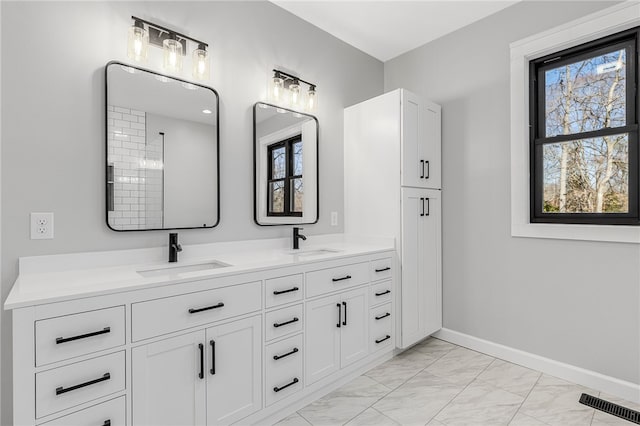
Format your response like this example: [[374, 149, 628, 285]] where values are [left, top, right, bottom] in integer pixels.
[[579, 393, 640, 424]]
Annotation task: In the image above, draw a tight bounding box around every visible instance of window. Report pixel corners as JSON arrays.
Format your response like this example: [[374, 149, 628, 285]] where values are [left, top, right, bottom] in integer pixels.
[[267, 135, 303, 216], [530, 26, 639, 225]]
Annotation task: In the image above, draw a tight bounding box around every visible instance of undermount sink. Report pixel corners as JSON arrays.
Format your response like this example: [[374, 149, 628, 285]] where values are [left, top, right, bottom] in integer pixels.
[[286, 248, 342, 257], [137, 261, 230, 278]]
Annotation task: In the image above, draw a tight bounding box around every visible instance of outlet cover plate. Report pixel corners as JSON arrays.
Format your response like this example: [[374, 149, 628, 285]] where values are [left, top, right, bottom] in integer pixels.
[[30, 212, 54, 240]]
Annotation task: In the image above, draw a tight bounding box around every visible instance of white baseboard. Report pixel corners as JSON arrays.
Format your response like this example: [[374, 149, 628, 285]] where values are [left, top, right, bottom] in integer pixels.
[[434, 328, 640, 404]]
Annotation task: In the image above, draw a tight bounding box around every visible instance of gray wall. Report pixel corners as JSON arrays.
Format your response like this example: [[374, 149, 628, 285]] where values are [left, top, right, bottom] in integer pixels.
[[0, 1, 383, 422], [385, 1, 639, 384]]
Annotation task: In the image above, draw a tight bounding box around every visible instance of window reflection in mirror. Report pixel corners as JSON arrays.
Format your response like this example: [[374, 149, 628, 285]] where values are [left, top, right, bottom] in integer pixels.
[[254, 103, 318, 225]]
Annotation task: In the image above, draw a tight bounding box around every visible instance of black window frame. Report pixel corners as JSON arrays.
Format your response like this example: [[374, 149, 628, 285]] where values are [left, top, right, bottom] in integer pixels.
[[529, 26, 639, 225], [266, 135, 303, 217]]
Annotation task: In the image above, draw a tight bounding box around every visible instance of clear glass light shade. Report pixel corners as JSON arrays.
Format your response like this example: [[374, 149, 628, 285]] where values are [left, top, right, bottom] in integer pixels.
[[127, 25, 149, 62], [306, 87, 318, 112], [163, 36, 183, 73], [270, 76, 285, 104], [289, 82, 301, 109], [192, 46, 210, 80]]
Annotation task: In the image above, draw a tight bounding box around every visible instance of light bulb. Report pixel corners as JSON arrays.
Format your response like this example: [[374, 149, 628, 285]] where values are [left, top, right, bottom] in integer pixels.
[[307, 86, 318, 112], [270, 73, 285, 104], [192, 43, 210, 80], [289, 79, 301, 109], [163, 33, 183, 73], [127, 20, 148, 62]]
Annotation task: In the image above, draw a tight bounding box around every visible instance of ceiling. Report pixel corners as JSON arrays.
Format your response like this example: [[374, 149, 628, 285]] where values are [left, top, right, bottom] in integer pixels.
[[270, 1, 519, 62]]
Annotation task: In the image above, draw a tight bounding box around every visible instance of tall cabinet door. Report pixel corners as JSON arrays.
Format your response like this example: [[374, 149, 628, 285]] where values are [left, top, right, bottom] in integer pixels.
[[305, 294, 341, 385], [340, 287, 369, 368], [400, 188, 442, 348], [206, 315, 262, 426], [132, 331, 206, 426], [401, 90, 442, 189]]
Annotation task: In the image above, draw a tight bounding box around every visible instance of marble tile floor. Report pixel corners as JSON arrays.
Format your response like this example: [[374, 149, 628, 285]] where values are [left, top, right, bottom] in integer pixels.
[[274, 338, 640, 426]]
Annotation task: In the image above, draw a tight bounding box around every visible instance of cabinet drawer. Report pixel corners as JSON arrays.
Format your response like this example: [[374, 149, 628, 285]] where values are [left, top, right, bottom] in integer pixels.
[[36, 306, 125, 367], [306, 261, 369, 298], [265, 334, 303, 407], [36, 351, 125, 419], [371, 258, 393, 281], [370, 303, 393, 353], [265, 274, 303, 308], [370, 281, 392, 307], [42, 396, 125, 426], [265, 304, 303, 342], [132, 281, 261, 341]]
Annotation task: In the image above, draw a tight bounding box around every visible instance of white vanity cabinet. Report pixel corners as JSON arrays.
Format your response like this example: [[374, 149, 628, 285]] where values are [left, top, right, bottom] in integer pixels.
[[7, 244, 396, 426]]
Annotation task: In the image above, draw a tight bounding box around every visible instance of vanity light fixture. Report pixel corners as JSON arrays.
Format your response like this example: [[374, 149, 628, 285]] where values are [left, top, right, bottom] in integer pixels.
[[202, 109, 213, 114], [128, 16, 211, 80], [269, 69, 318, 113]]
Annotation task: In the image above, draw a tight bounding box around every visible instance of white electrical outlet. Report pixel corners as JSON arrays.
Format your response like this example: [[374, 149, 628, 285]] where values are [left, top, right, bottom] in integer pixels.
[[331, 211, 338, 226], [31, 212, 54, 240]]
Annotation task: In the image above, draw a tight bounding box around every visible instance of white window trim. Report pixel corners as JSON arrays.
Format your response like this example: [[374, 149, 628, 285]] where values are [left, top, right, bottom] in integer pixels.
[[510, 0, 640, 244]]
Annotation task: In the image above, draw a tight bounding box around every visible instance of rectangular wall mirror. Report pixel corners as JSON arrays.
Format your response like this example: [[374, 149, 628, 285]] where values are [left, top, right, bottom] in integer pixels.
[[254, 102, 318, 225], [105, 61, 219, 231]]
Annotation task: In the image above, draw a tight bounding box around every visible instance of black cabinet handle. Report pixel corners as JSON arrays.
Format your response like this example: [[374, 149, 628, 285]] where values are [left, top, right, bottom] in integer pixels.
[[425, 198, 430, 216], [336, 303, 341, 328], [332, 275, 352, 282], [56, 373, 110, 395], [375, 290, 391, 296], [375, 335, 391, 344], [273, 287, 299, 295], [420, 160, 424, 178], [189, 302, 224, 314], [103, 421, 111, 426], [273, 347, 299, 360], [273, 378, 299, 393], [425, 160, 430, 179], [56, 327, 111, 344], [273, 317, 299, 328], [342, 301, 347, 326], [375, 312, 391, 320], [420, 198, 425, 217], [210, 340, 216, 375], [375, 267, 391, 273], [198, 343, 204, 379]]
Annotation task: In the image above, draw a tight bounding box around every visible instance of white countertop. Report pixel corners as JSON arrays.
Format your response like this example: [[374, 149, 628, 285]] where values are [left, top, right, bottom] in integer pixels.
[[4, 234, 395, 310]]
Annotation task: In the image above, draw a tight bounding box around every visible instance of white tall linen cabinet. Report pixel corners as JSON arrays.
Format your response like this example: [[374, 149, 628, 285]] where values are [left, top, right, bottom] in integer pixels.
[[344, 88, 442, 348]]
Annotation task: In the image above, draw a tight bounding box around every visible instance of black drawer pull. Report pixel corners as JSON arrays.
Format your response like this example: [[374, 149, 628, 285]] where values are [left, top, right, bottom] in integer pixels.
[[336, 303, 341, 328], [332, 275, 352, 282], [103, 421, 111, 426], [375, 312, 391, 320], [425, 198, 430, 216], [56, 327, 111, 344], [420, 160, 424, 178], [375, 290, 391, 296], [375, 267, 391, 273], [198, 343, 204, 379], [188, 302, 224, 314], [342, 301, 347, 326], [273, 377, 299, 393], [375, 335, 391, 344], [210, 340, 216, 375], [425, 160, 430, 179], [273, 347, 299, 360], [273, 287, 299, 295], [420, 197, 425, 217], [273, 317, 299, 328], [56, 372, 110, 395]]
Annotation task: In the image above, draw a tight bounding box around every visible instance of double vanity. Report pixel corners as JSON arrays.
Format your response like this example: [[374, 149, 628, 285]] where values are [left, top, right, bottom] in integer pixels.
[[6, 236, 397, 426]]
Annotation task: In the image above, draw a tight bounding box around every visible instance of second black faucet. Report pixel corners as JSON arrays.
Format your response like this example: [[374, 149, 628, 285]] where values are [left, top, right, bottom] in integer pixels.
[[169, 233, 182, 262], [293, 227, 306, 250]]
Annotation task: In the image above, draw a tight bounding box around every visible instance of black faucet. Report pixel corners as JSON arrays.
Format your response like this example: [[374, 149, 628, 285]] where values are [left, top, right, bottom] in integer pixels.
[[293, 227, 307, 250], [169, 233, 182, 262]]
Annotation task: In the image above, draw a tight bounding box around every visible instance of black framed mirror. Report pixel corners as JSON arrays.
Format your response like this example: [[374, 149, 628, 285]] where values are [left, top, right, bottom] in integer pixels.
[[253, 102, 319, 226], [105, 61, 219, 231]]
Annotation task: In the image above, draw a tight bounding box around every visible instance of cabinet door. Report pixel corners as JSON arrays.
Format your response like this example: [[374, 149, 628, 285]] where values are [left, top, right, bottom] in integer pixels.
[[305, 294, 341, 385], [400, 188, 442, 348], [340, 287, 369, 368], [132, 331, 206, 426], [206, 315, 261, 426], [401, 90, 441, 189]]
